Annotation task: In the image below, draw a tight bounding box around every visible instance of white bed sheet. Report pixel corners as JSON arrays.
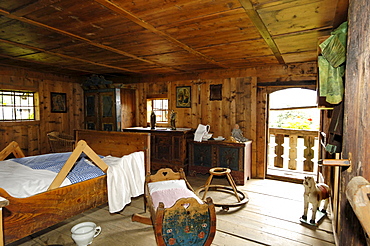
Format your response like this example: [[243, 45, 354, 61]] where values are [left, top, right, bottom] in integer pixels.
[[0, 160, 71, 198], [105, 151, 145, 213], [148, 179, 203, 210]]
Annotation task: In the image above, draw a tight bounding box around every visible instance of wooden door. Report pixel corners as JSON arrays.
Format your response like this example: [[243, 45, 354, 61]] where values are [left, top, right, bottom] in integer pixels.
[[120, 89, 136, 129]]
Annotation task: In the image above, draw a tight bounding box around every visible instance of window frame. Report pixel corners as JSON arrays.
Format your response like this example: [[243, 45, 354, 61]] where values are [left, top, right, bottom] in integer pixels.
[[0, 90, 37, 122], [147, 97, 169, 126]]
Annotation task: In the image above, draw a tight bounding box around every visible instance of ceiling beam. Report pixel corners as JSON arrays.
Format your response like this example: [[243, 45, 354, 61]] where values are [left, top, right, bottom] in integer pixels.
[[238, 0, 285, 64], [0, 8, 184, 72], [94, 0, 228, 69], [0, 38, 138, 73]]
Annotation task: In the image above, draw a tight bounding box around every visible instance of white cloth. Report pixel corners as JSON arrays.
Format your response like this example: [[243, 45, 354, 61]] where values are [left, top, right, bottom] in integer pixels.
[[0, 160, 71, 198], [148, 180, 203, 210], [194, 124, 210, 142], [105, 151, 145, 213]]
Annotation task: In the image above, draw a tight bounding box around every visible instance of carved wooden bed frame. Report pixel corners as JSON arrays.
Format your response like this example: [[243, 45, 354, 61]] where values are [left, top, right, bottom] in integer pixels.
[[132, 168, 216, 246], [0, 129, 150, 245]]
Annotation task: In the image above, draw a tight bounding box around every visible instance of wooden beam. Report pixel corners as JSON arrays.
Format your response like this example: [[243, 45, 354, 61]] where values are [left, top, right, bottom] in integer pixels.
[[48, 140, 108, 190], [0, 141, 26, 161], [0, 197, 9, 246], [238, 0, 285, 64], [0, 38, 138, 73], [257, 80, 316, 87], [94, 0, 228, 69], [0, 8, 182, 72]]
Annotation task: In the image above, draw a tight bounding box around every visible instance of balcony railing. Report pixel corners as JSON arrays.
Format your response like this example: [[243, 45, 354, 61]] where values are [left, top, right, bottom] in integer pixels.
[[268, 128, 319, 174]]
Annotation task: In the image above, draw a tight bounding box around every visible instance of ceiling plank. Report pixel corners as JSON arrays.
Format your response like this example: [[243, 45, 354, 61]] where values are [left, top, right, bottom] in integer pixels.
[[0, 38, 139, 73], [93, 0, 228, 69], [0, 53, 95, 74], [10, 0, 62, 17], [333, 0, 349, 28], [238, 0, 285, 64], [0, 8, 184, 72]]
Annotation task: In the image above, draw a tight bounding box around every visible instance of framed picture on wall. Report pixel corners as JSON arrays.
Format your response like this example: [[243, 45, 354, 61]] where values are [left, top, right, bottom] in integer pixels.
[[210, 84, 222, 100], [176, 86, 191, 108], [51, 92, 67, 113]]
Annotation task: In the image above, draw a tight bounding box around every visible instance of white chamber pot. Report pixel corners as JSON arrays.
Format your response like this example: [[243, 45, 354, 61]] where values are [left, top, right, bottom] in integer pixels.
[[71, 222, 101, 246]]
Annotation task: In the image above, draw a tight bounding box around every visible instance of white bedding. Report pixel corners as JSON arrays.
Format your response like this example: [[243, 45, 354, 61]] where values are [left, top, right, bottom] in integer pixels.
[[0, 160, 71, 198], [0, 151, 146, 214], [105, 151, 145, 213], [148, 179, 203, 210]]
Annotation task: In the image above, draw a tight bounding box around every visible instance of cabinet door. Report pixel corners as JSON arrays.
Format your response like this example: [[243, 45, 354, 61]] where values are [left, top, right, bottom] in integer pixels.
[[172, 135, 184, 162], [219, 146, 241, 171], [153, 134, 172, 162], [100, 91, 116, 131], [85, 92, 98, 130], [193, 144, 212, 167]]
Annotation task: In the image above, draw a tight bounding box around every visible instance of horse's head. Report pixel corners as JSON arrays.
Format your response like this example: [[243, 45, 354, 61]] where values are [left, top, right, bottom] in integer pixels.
[[303, 176, 315, 189]]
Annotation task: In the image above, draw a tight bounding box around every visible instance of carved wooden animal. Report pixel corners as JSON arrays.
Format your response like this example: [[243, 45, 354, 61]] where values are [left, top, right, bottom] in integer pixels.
[[302, 176, 331, 224]]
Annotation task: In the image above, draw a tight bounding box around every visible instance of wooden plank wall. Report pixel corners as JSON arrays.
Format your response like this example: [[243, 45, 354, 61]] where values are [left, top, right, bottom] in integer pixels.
[[0, 67, 84, 156], [128, 62, 317, 179], [339, 0, 370, 245], [133, 78, 255, 142], [0, 62, 316, 174]]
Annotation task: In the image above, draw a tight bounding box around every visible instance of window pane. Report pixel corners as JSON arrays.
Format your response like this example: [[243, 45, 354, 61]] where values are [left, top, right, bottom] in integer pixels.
[[0, 90, 35, 121], [147, 98, 168, 123], [1, 107, 14, 120], [2, 94, 13, 105]]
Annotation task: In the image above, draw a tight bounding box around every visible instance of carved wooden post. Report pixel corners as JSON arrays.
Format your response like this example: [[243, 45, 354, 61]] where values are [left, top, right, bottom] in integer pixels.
[[0, 197, 9, 246], [303, 135, 315, 172], [288, 135, 298, 170], [274, 134, 284, 168]]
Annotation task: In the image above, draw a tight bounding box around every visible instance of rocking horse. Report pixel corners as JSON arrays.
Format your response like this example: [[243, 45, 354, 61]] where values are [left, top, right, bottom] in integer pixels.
[[301, 176, 331, 225]]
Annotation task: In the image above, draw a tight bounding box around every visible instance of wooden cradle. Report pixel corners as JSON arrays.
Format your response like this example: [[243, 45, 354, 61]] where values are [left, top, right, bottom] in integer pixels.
[[0, 129, 150, 245], [132, 168, 216, 246]]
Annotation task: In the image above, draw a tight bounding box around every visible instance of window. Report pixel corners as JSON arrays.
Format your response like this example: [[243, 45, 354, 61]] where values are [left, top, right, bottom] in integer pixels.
[[269, 88, 319, 130], [0, 90, 35, 121], [147, 98, 168, 124]]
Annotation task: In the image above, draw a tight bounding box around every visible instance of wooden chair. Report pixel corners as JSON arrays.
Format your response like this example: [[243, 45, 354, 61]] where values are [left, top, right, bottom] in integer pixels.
[[47, 131, 75, 152]]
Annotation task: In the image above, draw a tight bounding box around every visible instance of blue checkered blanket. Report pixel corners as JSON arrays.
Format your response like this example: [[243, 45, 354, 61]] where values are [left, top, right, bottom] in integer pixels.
[[11, 152, 105, 184]]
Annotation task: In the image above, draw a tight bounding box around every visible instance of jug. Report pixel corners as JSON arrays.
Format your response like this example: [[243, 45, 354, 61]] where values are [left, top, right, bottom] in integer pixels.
[[71, 222, 101, 246], [194, 124, 210, 142]]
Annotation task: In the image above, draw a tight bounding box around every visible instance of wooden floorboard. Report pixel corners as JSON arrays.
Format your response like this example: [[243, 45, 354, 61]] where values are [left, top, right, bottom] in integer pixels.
[[7, 176, 335, 246]]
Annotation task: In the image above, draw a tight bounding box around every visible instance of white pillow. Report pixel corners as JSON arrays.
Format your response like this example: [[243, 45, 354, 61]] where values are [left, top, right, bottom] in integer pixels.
[[148, 179, 187, 194]]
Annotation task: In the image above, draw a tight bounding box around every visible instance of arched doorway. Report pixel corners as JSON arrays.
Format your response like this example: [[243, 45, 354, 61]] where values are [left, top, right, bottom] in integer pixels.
[[266, 88, 320, 182]]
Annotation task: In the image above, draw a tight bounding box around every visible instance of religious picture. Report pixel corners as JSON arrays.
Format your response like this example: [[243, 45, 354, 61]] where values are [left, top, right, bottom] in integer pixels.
[[51, 92, 67, 113], [176, 86, 191, 108]]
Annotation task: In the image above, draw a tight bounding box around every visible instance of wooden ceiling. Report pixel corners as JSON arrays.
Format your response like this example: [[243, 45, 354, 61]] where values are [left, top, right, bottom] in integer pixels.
[[0, 0, 348, 78]]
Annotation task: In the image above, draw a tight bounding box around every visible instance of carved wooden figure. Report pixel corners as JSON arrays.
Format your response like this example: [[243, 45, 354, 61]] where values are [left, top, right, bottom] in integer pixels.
[[302, 176, 331, 225]]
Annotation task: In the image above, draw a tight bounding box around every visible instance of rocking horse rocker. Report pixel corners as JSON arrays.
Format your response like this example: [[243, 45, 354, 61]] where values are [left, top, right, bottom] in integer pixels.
[[300, 176, 331, 226]]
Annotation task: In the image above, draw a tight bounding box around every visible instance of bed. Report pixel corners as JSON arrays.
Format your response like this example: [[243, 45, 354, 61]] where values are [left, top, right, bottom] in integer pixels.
[[132, 168, 216, 246], [0, 129, 150, 245]]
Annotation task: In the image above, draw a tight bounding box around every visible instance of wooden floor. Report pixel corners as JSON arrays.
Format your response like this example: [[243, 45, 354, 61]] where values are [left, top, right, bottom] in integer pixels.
[[8, 175, 335, 246]]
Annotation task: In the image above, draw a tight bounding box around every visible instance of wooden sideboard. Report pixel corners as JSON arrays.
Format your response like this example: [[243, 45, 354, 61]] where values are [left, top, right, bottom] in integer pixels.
[[122, 127, 194, 171], [188, 140, 252, 185]]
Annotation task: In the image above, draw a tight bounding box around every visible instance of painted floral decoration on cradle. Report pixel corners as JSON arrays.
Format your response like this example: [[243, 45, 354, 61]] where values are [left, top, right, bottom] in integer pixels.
[[198, 231, 206, 239], [168, 238, 176, 245]]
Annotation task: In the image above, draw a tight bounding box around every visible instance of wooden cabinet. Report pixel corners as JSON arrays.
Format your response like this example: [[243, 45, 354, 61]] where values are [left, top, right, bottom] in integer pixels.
[[188, 140, 252, 185], [84, 88, 121, 131], [122, 127, 194, 171]]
